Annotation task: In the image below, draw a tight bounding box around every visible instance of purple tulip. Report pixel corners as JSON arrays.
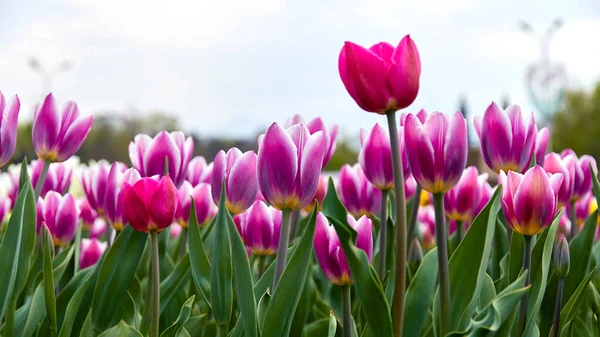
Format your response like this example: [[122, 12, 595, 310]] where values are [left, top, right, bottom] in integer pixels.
[[405, 111, 468, 194], [77, 198, 98, 230], [499, 166, 563, 236], [37, 191, 80, 246], [129, 130, 194, 187], [32, 93, 93, 162], [104, 164, 142, 231], [286, 115, 339, 168], [405, 174, 417, 200], [257, 123, 327, 211], [337, 164, 381, 218], [30, 159, 73, 198], [543, 153, 574, 208], [89, 218, 107, 239], [0, 92, 20, 167], [82, 160, 123, 213], [560, 149, 598, 201], [186, 156, 213, 186], [211, 148, 258, 214], [338, 35, 421, 114], [567, 192, 594, 228], [237, 200, 282, 256], [314, 212, 373, 286], [474, 102, 537, 173], [418, 205, 435, 249], [535, 127, 549, 166], [444, 166, 488, 221], [175, 181, 217, 227], [80, 238, 107, 269]]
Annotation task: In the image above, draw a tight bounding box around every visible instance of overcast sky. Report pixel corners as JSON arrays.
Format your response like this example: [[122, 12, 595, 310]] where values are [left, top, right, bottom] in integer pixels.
[[0, 0, 598, 140]]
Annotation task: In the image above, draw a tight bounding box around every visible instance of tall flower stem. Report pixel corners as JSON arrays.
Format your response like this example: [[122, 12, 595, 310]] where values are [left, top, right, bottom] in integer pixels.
[[378, 189, 389, 278], [217, 325, 228, 337], [517, 235, 533, 337], [433, 193, 451, 336], [456, 220, 464, 244], [407, 184, 422, 244], [386, 110, 407, 337], [257, 255, 267, 279], [273, 208, 292, 290], [551, 278, 565, 337], [569, 201, 577, 238], [342, 285, 352, 337], [34, 160, 51, 198], [150, 231, 160, 337]]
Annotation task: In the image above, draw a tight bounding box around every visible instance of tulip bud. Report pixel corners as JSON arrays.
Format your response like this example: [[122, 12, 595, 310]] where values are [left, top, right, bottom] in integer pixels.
[[286, 115, 338, 168], [408, 238, 423, 270], [186, 156, 213, 186], [337, 164, 381, 218], [80, 238, 107, 269], [37, 191, 80, 246], [553, 236, 570, 279], [359, 123, 407, 190], [238, 200, 282, 256], [123, 176, 178, 233], [104, 165, 142, 231], [30, 159, 73, 198], [32, 93, 93, 162], [176, 181, 217, 228], [211, 148, 258, 214], [0, 92, 20, 167]]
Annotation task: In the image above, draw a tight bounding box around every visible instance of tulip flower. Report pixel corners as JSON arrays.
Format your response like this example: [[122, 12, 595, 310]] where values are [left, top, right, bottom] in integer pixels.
[[304, 174, 328, 213], [211, 148, 258, 215], [238, 200, 282, 256], [0, 92, 20, 167], [418, 205, 435, 249], [543, 153, 574, 208], [104, 164, 142, 231], [567, 192, 594, 228], [82, 160, 123, 214], [129, 130, 194, 187], [472, 182, 494, 219], [405, 174, 417, 201], [30, 159, 73, 198], [337, 164, 381, 218], [170, 223, 182, 238], [90, 218, 107, 239], [474, 102, 537, 174], [535, 127, 549, 166], [186, 156, 213, 186], [32, 93, 93, 163], [77, 198, 98, 230], [287, 115, 339, 168], [560, 149, 598, 201], [123, 176, 177, 233], [444, 166, 488, 221], [37, 191, 80, 246], [175, 181, 217, 227], [359, 123, 408, 190], [338, 35, 421, 114], [80, 238, 107, 269], [1, 170, 19, 208], [0, 196, 10, 224]]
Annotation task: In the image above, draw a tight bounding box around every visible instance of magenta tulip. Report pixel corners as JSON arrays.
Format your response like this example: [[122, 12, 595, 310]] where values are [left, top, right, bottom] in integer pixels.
[[418, 206, 435, 249], [561, 149, 598, 201], [104, 164, 142, 231], [82, 160, 124, 213], [567, 192, 594, 228], [90, 218, 107, 239], [237, 200, 282, 256], [0, 92, 20, 167], [30, 159, 72, 198], [444, 166, 488, 221], [0, 196, 10, 224], [175, 181, 217, 227], [286, 115, 338, 168], [37, 191, 79, 246], [123, 176, 178, 233], [337, 164, 381, 218], [77, 198, 98, 230], [314, 212, 373, 285], [32, 93, 92, 162], [499, 166, 563, 236], [129, 130, 194, 187], [535, 127, 549, 166], [405, 174, 417, 200], [474, 102, 537, 173], [257, 123, 326, 211], [211, 148, 258, 214], [80, 238, 107, 269], [405, 111, 468, 193], [186, 156, 213, 186], [543, 153, 574, 208], [338, 35, 421, 113]]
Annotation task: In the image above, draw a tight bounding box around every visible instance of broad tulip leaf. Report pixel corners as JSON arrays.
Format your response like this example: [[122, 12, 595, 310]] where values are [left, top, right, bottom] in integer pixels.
[[210, 184, 233, 327], [559, 268, 595, 329], [403, 248, 438, 337], [257, 289, 272, 333], [478, 273, 497, 311], [56, 268, 93, 328], [507, 232, 525, 285], [42, 226, 59, 337], [159, 253, 191, 314], [97, 321, 143, 337], [291, 270, 316, 337], [491, 219, 509, 282], [187, 201, 211, 307], [18, 283, 46, 337], [58, 277, 91, 337], [160, 295, 195, 337]]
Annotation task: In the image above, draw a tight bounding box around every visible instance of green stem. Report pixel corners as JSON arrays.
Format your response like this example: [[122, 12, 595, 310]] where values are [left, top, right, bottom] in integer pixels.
[[433, 193, 451, 336], [407, 184, 422, 244], [456, 220, 464, 245], [289, 211, 300, 243], [273, 209, 292, 290], [150, 231, 160, 337], [74, 220, 82, 273], [34, 160, 51, 198], [377, 189, 389, 278], [217, 325, 228, 337], [342, 285, 352, 337], [551, 278, 564, 337], [569, 201, 577, 238], [5, 298, 16, 337], [517, 235, 533, 337], [257, 255, 267, 279], [105, 224, 113, 248], [387, 110, 407, 337]]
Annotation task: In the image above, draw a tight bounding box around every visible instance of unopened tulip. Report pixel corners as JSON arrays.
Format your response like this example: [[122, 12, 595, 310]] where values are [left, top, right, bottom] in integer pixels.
[[314, 212, 373, 285], [90, 218, 107, 239], [543, 153, 574, 208], [237, 200, 282, 256], [0, 92, 20, 167], [337, 164, 381, 218], [104, 164, 142, 231], [553, 235, 570, 278], [535, 127, 549, 166], [257, 123, 326, 211], [561, 149, 598, 201], [82, 160, 123, 213], [129, 130, 194, 187], [339, 35, 421, 113], [37, 191, 80, 246], [123, 176, 177, 233], [304, 175, 328, 213], [499, 166, 563, 236], [186, 156, 213, 186], [359, 123, 408, 190], [32, 93, 92, 162], [287, 115, 338, 167], [211, 148, 258, 214], [444, 166, 488, 221], [405, 111, 468, 193], [175, 181, 217, 227], [30, 159, 72, 197], [77, 198, 98, 230], [80, 238, 107, 269], [474, 103, 537, 173]]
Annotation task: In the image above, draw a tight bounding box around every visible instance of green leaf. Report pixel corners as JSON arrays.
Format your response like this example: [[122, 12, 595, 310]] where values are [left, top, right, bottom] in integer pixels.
[[257, 289, 272, 332], [187, 202, 211, 307], [508, 232, 525, 285], [58, 277, 91, 337], [12, 162, 36, 300], [18, 157, 29, 190], [0, 179, 35, 321], [18, 282, 46, 337], [97, 321, 143, 337], [159, 253, 191, 314], [328, 312, 338, 337], [160, 295, 195, 337], [262, 205, 319, 337], [321, 178, 393, 337], [56, 268, 93, 328], [559, 268, 596, 328], [42, 226, 58, 337], [403, 248, 438, 336], [210, 185, 233, 327], [491, 219, 509, 282], [478, 273, 497, 311], [291, 270, 316, 337], [91, 225, 147, 333]]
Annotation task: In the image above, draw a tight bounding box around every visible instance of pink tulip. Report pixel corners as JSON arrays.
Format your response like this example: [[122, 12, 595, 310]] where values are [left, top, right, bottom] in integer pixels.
[[129, 130, 194, 187], [304, 174, 328, 213], [560, 149, 598, 201], [37, 191, 79, 246], [0, 196, 10, 224], [170, 223, 183, 238], [257, 123, 326, 211], [211, 148, 258, 214], [123, 176, 178, 233], [77, 198, 98, 230], [566, 192, 594, 227], [2, 171, 18, 208], [237, 200, 282, 256], [557, 213, 571, 238], [535, 127, 549, 167], [186, 156, 213, 186], [286, 115, 338, 168], [499, 166, 563, 236], [418, 205, 435, 249], [474, 102, 537, 173], [337, 164, 381, 218], [30, 159, 72, 198], [543, 153, 574, 208], [444, 166, 488, 221], [338, 35, 421, 113], [89, 218, 107, 239], [405, 111, 468, 193], [314, 212, 373, 285], [0, 92, 20, 167], [104, 164, 142, 231], [80, 238, 107, 269], [175, 181, 217, 227], [82, 160, 125, 213], [405, 174, 417, 200], [32, 93, 92, 162], [472, 182, 494, 219]]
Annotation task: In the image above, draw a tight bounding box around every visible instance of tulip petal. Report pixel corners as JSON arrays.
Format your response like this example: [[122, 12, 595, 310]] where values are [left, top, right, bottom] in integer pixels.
[[297, 131, 327, 208], [143, 131, 182, 182], [513, 166, 557, 235], [32, 94, 61, 155], [352, 215, 373, 262], [388, 35, 421, 109], [314, 213, 336, 281], [443, 111, 468, 190], [405, 114, 436, 191], [54, 194, 78, 243], [149, 177, 178, 230], [479, 102, 513, 172], [0, 95, 19, 165], [226, 151, 258, 213], [359, 123, 393, 190], [369, 42, 395, 64], [129, 134, 152, 174]]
